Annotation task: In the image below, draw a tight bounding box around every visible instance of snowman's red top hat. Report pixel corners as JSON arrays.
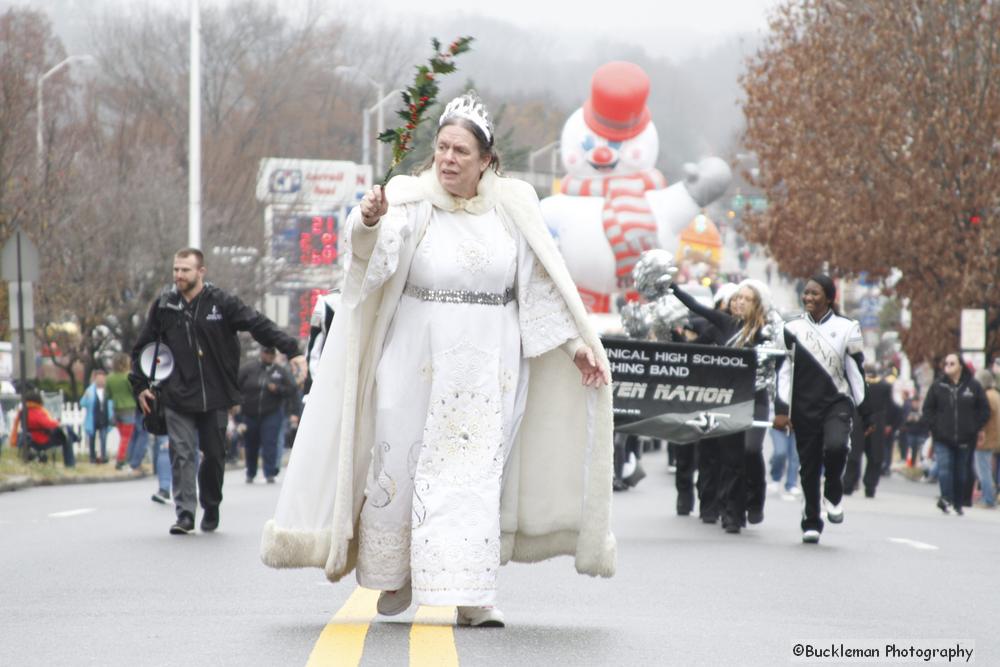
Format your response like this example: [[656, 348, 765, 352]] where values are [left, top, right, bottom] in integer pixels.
[[583, 61, 652, 142]]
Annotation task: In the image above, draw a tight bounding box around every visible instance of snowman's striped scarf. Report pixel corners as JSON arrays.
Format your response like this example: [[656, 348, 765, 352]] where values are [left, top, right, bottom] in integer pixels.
[[560, 169, 667, 295]]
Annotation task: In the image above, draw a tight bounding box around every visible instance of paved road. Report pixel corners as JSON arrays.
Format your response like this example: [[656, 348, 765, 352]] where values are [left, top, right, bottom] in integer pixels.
[[1, 449, 995, 666]]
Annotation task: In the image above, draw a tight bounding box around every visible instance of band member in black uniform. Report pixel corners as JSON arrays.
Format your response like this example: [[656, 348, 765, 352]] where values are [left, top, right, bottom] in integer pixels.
[[671, 279, 772, 534]]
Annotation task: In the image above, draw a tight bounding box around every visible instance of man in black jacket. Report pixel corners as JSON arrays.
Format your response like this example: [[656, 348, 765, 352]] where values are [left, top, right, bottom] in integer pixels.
[[921, 352, 990, 515], [130, 248, 305, 535], [238, 346, 296, 484]]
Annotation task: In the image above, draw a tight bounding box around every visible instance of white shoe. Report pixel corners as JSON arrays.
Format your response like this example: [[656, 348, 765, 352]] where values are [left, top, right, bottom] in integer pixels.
[[824, 499, 844, 524], [456, 606, 505, 628], [802, 529, 821, 544], [767, 481, 781, 494], [376, 580, 412, 616], [786, 486, 802, 496]]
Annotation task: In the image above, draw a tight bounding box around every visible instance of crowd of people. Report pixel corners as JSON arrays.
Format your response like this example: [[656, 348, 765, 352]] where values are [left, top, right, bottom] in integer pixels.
[[611, 275, 1000, 541]]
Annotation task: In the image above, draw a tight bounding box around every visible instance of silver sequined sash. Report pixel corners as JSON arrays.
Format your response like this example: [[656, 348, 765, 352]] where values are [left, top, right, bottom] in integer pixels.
[[403, 283, 515, 306]]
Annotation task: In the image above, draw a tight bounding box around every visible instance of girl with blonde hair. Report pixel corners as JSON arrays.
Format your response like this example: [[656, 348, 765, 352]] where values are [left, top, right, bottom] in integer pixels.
[[670, 278, 774, 534]]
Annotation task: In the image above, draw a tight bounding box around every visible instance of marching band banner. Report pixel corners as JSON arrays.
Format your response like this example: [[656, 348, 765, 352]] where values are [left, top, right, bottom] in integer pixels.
[[602, 337, 757, 443]]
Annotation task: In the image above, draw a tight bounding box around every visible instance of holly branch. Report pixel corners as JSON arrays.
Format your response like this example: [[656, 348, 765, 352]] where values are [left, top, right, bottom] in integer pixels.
[[377, 36, 474, 186]]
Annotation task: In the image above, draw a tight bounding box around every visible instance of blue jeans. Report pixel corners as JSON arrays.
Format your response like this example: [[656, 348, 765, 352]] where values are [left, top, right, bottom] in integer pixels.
[[902, 432, 926, 465], [935, 442, 971, 506], [974, 450, 996, 506], [87, 427, 110, 462], [769, 428, 799, 490], [244, 410, 283, 480], [127, 409, 150, 469], [151, 433, 172, 493]]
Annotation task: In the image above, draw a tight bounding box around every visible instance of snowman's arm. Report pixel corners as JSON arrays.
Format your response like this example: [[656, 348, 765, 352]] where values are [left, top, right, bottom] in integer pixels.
[[646, 184, 701, 251]]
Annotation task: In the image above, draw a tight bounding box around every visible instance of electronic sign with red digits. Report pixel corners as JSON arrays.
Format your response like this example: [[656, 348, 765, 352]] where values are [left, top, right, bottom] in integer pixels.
[[271, 211, 340, 267], [295, 288, 331, 339]]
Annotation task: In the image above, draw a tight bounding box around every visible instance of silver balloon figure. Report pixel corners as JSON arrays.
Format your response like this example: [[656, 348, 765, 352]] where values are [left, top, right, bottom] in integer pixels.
[[621, 249, 688, 341], [632, 249, 678, 302]]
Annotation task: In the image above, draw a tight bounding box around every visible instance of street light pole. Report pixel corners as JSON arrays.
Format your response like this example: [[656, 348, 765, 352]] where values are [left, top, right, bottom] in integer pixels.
[[36, 54, 95, 184], [335, 66, 395, 171], [369, 88, 402, 177], [189, 0, 202, 250], [361, 109, 371, 167], [374, 82, 384, 175]]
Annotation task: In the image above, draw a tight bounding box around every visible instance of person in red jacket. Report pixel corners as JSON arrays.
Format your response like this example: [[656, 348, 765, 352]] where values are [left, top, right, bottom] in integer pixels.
[[10, 389, 77, 466]]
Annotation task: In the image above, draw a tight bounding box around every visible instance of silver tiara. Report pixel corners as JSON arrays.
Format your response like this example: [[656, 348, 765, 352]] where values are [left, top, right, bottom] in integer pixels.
[[439, 92, 493, 144]]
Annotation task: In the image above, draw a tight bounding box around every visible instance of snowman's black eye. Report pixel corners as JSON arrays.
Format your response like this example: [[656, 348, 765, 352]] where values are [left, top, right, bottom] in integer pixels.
[[582, 136, 595, 151], [609, 141, 623, 149]]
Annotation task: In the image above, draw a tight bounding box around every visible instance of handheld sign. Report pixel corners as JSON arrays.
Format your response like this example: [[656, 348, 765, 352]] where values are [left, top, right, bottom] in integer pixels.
[[601, 337, 757, 443]]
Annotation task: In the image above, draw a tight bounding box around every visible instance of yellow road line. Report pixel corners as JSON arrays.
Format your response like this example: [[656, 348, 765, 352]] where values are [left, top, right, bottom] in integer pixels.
[[306, 586, 380, 667], [410, 606, 459, 667]]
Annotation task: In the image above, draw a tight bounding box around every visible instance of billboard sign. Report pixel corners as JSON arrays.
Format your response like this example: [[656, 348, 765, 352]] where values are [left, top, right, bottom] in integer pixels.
[[256, 158, 371, 206]]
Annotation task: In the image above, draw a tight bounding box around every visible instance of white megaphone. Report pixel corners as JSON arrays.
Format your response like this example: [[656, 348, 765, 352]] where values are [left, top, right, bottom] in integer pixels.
[[139, 342, 175, 383]]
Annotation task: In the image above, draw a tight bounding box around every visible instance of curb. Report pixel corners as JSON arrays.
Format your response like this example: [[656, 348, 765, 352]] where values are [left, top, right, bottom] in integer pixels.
[[0, 462, 249, 495], [0, 470, 149, 495]]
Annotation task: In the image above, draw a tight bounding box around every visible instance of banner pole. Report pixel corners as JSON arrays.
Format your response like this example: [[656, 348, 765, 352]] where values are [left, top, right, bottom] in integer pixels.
[[786, 343, 796, 428]]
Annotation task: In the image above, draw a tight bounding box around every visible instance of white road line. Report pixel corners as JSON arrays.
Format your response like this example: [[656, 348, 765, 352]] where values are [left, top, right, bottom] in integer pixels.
[[49, 508, 97, 519], [888, 537, 939, 551]]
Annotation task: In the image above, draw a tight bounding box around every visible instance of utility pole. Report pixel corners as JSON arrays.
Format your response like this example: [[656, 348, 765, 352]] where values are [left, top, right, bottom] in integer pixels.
[[189, 0, 202, 249]]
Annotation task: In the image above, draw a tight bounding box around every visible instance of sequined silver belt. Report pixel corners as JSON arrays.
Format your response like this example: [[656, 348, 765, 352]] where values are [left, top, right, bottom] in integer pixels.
[[403, 283, 515, 306]]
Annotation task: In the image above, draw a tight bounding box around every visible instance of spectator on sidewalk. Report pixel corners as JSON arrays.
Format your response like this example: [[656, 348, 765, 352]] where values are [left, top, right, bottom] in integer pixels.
[[130, 247, 305, 535], [238, 346, 297, 484], [275, 379, 304, 473], [225, 405, 246, 465], [10, 388, 77, 467], [80, 370, 114, 465], [898, 393, 928, 467], [844, 362, 892, 498], [108, 350, 161, 484], [105, 354, 140, 470], [921, 353, 990, 515], [768, 426, 800, 499], [149, 433, 174, 504], [882, 380, 904, 476], [973, 369, 999, 508]]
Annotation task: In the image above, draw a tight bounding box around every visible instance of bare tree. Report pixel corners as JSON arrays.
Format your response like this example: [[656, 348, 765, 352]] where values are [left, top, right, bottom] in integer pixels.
[[741, 0, 1000, 362]]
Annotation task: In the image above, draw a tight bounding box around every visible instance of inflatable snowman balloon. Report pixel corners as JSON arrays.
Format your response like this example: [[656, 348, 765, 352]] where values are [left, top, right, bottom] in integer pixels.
[[540, 61, 732, 313]]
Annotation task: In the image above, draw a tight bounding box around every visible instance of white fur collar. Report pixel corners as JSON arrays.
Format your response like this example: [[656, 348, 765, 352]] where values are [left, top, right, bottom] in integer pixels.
[[385, 168, 500, 215]]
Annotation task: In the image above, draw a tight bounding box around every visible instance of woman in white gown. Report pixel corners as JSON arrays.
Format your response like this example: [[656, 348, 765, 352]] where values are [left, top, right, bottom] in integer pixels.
[[261, 93, 615, 628]]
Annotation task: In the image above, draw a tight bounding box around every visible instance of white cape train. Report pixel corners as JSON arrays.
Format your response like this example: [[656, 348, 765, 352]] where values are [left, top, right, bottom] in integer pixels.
[[260, 169, 616, 581]]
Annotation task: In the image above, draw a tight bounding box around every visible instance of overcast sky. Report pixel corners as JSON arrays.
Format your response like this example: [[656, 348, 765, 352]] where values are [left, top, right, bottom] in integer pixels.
[[380, 0, 780, 36], [71, 0, 782, 62], [383, 0, 781, 59]]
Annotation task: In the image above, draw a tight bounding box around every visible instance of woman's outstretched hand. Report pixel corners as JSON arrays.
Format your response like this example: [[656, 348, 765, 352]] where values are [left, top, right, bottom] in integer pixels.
[[574, 346, 611, 388], [360, 185, 389, 227]]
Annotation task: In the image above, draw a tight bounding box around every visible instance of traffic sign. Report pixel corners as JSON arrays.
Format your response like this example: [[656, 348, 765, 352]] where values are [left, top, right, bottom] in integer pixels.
[[1, 230, 40, 282]]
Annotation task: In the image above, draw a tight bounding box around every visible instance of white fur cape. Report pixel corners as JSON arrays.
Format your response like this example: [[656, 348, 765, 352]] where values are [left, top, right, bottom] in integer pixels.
[[260, 169, 616, 581]]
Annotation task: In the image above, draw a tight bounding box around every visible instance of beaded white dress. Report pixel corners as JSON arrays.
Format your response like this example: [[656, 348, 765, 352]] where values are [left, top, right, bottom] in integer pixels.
[[354, 206, 578, 606]]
